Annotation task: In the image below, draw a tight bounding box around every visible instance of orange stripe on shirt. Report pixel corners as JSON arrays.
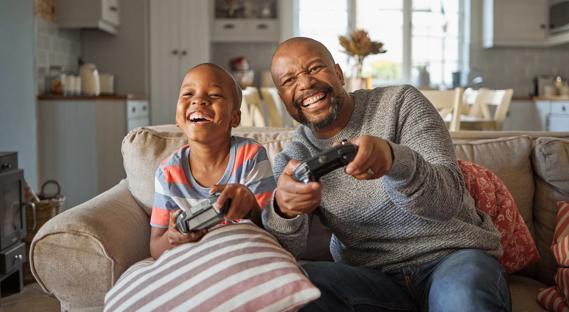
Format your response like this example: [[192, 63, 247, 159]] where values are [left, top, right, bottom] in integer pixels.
[[255, 191, 273, 209], [163, 165, 190, 185], [232, 143, 261, 174], [150, 207, 171, 227]]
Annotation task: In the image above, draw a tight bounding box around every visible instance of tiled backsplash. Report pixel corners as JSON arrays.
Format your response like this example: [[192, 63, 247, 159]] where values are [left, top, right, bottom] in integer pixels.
[[470, 45, 569, 97], [35, 17, 80, 94]]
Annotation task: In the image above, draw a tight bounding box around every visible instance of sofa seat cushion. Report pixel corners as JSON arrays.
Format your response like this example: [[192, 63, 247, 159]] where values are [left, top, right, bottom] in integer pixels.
[[509, 275, 547, 312], [104, 223, 320, 311], [532, 138, 569, 285], [122, 126, 294, 214]]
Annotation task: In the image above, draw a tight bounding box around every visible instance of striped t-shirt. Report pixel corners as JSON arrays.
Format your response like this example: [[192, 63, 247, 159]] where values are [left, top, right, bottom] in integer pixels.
[[151, 136, 276, 228]]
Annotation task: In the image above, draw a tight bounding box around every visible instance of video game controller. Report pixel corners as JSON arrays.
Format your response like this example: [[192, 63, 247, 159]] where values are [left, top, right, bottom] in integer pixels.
[[293, 140, 358, 183], [175, 194, 231, 234]]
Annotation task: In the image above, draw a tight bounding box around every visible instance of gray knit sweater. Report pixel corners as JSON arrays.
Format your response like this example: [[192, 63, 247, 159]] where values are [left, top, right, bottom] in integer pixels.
[[262, 85, 502, 272]]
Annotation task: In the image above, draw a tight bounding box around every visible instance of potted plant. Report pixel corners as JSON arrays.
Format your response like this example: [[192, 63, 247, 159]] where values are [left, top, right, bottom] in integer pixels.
[[339, 29, 386, 89]]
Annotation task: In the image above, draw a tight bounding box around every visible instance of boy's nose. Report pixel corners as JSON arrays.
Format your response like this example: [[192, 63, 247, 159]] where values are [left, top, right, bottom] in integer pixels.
[[191, 97, 208, 106]]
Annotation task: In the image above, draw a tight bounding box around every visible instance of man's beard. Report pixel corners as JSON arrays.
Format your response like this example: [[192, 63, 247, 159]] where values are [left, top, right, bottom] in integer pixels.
[[294, 87, 343, 131]]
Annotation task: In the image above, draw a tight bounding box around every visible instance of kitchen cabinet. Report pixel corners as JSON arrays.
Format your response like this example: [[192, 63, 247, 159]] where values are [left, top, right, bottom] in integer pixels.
[[483, 0, 549, 47], [150, 0, 210, 125], [55, 0, 120, 34], [535, 99, 569, 131], [212, 0, 280, 42], [212, 19, 280, 42], [37, 96, 149, 209]]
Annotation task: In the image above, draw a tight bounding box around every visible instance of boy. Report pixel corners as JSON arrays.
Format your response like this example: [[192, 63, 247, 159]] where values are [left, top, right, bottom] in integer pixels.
[[149, 63, 276, 259]]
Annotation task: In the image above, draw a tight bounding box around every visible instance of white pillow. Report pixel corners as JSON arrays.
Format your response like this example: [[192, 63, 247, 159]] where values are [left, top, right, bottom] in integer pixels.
[[104, 223, 320, 312]]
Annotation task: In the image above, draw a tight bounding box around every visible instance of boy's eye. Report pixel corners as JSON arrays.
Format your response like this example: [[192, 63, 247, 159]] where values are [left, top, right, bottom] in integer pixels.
[[209, 93, 222, 98], [182, 92, 192, 97]]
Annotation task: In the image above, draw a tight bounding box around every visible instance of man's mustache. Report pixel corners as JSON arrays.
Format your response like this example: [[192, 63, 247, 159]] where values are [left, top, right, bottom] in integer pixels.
[[293, 84, 333, 109]]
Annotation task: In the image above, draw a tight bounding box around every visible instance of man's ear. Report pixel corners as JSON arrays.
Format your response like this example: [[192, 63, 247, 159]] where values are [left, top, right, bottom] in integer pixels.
[[334, 64, 345, 86], [231, 110, 241, 128]]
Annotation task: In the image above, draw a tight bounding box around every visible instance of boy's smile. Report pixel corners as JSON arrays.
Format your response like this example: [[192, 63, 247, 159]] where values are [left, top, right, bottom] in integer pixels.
[[175, 64, 241, 142]]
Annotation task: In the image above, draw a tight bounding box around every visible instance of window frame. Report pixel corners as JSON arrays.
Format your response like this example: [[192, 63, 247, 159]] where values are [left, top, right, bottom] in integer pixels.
[[293, 0, 470, 87]]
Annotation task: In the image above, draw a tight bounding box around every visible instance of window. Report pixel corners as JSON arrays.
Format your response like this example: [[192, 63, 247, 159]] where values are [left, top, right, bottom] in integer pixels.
[[297, 0, 467, 89]]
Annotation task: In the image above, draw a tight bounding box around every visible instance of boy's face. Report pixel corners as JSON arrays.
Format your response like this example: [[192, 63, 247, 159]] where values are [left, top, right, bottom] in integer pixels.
[[176, 65, 240, 143]]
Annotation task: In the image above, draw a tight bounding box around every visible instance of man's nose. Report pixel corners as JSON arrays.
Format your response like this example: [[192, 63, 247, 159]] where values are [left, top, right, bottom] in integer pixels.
[[297, 72, 315, 90]]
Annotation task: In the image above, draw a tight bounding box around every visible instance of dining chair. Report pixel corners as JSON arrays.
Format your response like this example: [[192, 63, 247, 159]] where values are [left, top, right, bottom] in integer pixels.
[[260, 87, 298, 128], [459, 88, 514, 131], [240, 87, 266, 127], [258, 87, 285, 127], [420, 88, 464, 131]]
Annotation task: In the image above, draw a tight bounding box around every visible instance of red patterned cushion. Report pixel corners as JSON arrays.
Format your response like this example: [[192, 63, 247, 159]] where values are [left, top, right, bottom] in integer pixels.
[[458, 160, 540, 273]]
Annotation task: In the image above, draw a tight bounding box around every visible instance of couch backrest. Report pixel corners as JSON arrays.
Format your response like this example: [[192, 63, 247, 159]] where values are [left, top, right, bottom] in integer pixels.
[[122, 126, 569, 284]]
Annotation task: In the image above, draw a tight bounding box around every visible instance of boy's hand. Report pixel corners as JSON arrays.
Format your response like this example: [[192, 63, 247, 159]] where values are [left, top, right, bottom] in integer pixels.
[[274, 159, 321, 218], [210, 184, 260, 220], [167, 210, 207, 246]]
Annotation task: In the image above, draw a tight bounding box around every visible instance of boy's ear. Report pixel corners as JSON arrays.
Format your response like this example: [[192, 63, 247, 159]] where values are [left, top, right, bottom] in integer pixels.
[[231, 110, 241, 128]]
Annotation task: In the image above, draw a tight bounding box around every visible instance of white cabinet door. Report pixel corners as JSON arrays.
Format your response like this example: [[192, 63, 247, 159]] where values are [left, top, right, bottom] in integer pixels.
[[548, 115, 569, 132], [38, 100, 127, 209], [150, 0, 210, 125], [212, 19, 280, 42], [535, 100, 551, 131], [484, 0, 548, 47]]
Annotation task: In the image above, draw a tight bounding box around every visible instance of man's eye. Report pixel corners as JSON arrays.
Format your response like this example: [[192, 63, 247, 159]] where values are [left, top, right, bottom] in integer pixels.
[[309, 66, 323, 74], [282, 77, 294, 86]]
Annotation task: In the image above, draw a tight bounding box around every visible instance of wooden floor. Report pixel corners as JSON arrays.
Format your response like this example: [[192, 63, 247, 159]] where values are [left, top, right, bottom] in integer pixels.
[[0, 283, 59, 312]]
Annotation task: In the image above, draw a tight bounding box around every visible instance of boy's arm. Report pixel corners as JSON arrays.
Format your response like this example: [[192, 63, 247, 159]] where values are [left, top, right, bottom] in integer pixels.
[[149, 167, 205, 259], [149, 213, 207, 259]]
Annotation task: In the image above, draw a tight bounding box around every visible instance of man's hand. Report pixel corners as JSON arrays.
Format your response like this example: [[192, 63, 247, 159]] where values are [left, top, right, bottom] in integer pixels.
[[345, 135, 393, 180], [274, 159, 321, 218], [210, 184, 260, 220], [167, 210, 207, 246]]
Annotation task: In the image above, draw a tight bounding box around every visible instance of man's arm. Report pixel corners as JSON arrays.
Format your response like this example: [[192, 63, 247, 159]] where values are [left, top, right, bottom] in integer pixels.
[[261, 142, 316, 258], [382, 86, 465, 221]]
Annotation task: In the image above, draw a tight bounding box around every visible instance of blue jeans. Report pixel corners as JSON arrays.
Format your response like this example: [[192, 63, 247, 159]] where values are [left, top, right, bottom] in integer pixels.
[[300, 249, 511, 312]]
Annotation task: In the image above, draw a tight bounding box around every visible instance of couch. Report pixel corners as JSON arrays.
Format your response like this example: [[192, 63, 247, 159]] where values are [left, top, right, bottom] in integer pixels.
[[30, 125, 569, 312]]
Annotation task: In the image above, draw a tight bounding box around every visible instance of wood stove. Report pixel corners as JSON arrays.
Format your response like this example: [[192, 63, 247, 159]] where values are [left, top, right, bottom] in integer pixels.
[[0, 152, 26, 297]]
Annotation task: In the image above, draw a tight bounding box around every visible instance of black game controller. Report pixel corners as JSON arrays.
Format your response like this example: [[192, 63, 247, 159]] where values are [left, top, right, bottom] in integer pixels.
[[175, 194, 231, 234], [293, 140, 358, 183]]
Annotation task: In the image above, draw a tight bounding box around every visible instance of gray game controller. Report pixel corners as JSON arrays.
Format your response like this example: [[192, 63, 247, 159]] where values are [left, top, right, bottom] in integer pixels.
[[293, 140, 358, 183], [175, 194, 231, 234]]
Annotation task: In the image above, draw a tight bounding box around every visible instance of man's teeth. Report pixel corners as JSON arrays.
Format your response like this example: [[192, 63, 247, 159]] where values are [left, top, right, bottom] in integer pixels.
[[302, 92, 326, 107]]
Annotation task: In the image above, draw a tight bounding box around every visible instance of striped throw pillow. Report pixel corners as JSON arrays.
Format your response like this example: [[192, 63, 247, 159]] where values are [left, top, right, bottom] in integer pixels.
[[537, 287, 569, 312], [104, 223, 320, 312], [553, 201, 569, 266]]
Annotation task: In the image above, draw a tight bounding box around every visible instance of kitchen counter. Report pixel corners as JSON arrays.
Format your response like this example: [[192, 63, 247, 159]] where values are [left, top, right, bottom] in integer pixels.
[[533, 96, 569, 101], [37, 94, 146, 101]]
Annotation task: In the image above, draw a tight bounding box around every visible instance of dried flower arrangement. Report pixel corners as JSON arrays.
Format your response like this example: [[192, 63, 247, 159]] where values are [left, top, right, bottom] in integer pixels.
[[339, 29, 386, 77]]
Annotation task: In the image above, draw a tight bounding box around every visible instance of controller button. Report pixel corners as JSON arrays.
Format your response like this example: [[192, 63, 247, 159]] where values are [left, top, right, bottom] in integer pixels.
[[318, 155, 328, 163]]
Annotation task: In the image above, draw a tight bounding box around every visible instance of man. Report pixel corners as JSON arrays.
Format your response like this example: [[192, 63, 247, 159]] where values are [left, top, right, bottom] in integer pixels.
[[261, 37, 511, 312]]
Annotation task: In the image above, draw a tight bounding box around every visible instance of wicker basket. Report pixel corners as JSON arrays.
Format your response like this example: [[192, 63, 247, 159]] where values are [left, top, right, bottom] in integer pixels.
[[24, 180, 65, 285]]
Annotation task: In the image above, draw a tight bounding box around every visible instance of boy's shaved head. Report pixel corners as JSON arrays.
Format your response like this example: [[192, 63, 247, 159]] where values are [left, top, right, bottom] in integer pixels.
[[187, 63, 242, 109]]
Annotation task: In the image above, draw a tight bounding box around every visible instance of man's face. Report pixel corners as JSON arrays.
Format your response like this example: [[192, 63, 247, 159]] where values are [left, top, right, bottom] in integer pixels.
[[271, 42, 346, 131], [175, 66, 240, 143]]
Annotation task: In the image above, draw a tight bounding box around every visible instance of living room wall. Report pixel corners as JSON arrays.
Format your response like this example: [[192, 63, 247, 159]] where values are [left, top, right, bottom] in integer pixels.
[[0, 0, 38, 188]]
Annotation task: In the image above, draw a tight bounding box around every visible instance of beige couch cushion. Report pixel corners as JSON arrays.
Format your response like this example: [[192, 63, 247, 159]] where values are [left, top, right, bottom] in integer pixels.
[[532, 138, 569, 285], [122, 126, 294, 214], [453, 136, 535, 234]]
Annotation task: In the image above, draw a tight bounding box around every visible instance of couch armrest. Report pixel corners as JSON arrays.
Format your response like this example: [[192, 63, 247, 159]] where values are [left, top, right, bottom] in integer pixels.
[[30, 180, 150, 310]]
